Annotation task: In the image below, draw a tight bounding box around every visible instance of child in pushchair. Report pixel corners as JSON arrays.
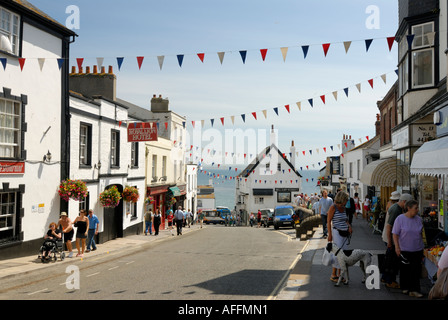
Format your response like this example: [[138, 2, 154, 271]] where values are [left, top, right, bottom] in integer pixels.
[[38, 222, 65, 263]]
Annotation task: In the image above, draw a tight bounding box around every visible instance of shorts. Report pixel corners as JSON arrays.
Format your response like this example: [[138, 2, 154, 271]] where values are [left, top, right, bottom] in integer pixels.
[[168, 221, 173, 227], [64, 229, 74, 242]]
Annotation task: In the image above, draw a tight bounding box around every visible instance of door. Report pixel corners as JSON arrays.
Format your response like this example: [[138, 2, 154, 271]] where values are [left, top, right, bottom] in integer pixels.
[[101, 184, 123, 242]]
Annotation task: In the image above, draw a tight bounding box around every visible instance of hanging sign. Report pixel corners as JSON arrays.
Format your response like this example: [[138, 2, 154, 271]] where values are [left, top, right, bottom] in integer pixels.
[[127, 122, 158, 142], [0, 161, 25, 174]]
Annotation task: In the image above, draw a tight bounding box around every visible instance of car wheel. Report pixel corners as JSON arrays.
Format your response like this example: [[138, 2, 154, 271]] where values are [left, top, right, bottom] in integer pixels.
[[274, 224, 279, 230]]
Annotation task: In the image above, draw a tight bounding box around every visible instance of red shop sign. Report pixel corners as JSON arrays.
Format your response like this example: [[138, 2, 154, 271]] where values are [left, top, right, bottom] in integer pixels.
[[127, 122, 158, 142], [0, 161, 25, 174]]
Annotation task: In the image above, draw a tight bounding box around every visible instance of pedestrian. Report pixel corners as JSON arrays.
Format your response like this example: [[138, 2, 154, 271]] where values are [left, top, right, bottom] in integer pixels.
[[257, 210, 262, 228], [198, 209, 204, 228], [249, 212, 255, 227], [167, 209, 174, 236], [345, 195, 356, 224], [58, 212, 74, 258], [392, 199, 424, 298], [187, 209, 193, 227], [153, 209, 161, 235], [73, 209, 89, 258], [363, 195, 371, 221], [354, 193, 361, 219], [327, 191, 351, 283], [318, 190, 333, 238], [174, 206, 184, 235], [86, 209, 99, 252], [144, 209, 153, 235]]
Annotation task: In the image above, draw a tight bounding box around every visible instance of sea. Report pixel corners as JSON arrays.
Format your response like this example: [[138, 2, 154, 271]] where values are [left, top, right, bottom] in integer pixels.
[[197, 167, 320, 210]]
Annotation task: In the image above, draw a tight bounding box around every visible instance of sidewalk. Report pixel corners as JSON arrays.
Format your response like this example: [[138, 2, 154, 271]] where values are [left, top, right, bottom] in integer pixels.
[[276, 216, 434, 300], [0, 223, 202, 281]]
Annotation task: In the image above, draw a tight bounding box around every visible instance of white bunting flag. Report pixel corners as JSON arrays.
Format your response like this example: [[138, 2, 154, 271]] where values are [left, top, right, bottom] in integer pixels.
[[280, 47, 288, 62], [38, 58, 45, 71], [96, 57, 104, 70], [157, 56, 165, 70], [217, 52, 225, 65], [343, 41, 352, 54]]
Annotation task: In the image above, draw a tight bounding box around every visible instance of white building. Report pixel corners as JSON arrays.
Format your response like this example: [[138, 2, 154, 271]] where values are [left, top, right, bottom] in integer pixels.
[[235, 127, 302, 218], [0, 1, 76, 259], [69, 66, 146, 242]]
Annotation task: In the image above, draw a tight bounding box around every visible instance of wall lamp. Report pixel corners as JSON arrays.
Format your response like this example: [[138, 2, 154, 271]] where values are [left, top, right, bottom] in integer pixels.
[[43, 150, 52, 163], [94, 161, 102, 170]]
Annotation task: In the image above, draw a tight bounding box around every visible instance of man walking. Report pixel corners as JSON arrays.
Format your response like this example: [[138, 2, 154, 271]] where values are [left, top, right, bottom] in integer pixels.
[[318, 190, 333, 238], [174, 206, 184, 235], [86, 209, 99, 252], [58, 212, 74, 258]]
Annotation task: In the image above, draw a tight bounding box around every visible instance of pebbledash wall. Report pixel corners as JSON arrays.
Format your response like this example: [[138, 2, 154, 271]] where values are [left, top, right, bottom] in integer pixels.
[[0, 1, 76, 259]]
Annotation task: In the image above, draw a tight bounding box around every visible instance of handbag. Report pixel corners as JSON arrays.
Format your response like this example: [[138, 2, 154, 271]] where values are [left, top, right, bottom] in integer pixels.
[[337, 229, 350, 237], [429, 267, 448, 300], [322, 243, 335, 266]]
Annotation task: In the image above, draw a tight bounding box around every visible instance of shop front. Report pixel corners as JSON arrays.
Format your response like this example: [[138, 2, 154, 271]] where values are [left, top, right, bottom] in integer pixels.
[[147, 185, 169, 229]]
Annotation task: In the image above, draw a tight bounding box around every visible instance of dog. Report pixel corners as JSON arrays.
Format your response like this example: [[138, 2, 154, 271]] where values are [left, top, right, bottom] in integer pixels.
[[326, 242, 372, 287]]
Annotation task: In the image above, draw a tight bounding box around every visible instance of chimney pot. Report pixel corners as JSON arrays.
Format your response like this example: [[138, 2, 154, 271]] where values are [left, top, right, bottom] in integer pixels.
[[108, 66, 113, 74], [71, 66, 76, 74], [153, 94, 156, 98], [78, 66, 83, 74], [93, 65, 98, 74], [86, 66, 90, 74], [159, 94, 162, 98], [291, 140, 295, 147]]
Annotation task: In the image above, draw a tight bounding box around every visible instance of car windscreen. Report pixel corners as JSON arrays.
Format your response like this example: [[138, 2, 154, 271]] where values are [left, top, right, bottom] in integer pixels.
[[275, 208, 294, 216]]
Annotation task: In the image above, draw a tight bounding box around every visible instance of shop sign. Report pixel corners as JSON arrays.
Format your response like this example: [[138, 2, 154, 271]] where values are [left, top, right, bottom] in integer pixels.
[[411, 124, 436, 145], [0, 161, 25, 174], [392, 125, 409, 150], [435, 105, 448, 137], [127, 122, 157, 142]]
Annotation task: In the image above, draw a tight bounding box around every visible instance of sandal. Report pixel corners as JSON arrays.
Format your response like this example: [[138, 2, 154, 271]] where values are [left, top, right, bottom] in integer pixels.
[[330, 276, 339, 282]]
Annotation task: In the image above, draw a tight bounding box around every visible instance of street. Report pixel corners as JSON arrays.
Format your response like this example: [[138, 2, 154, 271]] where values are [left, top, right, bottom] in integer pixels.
[[0, 225, 303, 300]]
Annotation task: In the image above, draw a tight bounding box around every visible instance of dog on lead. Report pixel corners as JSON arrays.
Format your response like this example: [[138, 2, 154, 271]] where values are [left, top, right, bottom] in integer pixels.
[[326, 242, 372, 287]]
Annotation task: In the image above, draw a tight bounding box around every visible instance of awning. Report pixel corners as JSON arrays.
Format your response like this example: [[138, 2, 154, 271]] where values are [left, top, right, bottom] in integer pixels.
[[360, 157, 409, 187], [169, 186, 181, 197], [410, 136, 448, 177]]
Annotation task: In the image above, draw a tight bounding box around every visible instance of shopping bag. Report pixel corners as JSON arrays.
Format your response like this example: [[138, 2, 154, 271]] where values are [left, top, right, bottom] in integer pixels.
[[322, 245, 335, 266]]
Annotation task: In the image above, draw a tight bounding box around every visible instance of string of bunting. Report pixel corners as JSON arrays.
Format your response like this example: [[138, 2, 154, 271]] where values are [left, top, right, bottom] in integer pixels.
[[3, 34, 424, 72]]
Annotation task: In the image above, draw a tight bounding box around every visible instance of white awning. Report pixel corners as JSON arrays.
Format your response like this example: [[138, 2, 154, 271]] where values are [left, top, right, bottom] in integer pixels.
[[410, 136, 448, 177], [360, 157, 408, 187]]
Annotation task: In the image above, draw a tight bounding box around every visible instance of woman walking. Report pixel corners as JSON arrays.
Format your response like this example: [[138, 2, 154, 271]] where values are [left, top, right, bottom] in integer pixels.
[[392, 199, 424, 298], [153, 209, 162, 235], [74, 209, 89, 258]]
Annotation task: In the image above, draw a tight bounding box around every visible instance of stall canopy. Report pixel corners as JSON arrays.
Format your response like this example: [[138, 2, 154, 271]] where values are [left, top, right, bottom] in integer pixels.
[[360, 157, 409, 187], [169, 186, 181, 196], [410, 136, 448, 177]]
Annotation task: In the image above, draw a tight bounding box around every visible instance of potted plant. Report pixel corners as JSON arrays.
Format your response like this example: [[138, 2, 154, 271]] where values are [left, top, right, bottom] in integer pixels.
[[58, 179, 88, 202], [122, 186, 139, 203], [145, 195, 155, 205], [99, 186, 121, 208]]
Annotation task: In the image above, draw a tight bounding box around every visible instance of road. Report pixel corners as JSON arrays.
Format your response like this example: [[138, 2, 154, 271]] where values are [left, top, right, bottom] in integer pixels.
[[0, 225, 304, 300]]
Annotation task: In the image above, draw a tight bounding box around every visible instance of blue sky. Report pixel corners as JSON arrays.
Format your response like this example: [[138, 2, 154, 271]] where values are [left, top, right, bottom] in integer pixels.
[[33, 0, 398, 169]]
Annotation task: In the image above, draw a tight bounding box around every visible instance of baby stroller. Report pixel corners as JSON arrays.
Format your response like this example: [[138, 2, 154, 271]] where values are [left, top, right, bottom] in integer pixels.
[[38, 232, 65, 263]]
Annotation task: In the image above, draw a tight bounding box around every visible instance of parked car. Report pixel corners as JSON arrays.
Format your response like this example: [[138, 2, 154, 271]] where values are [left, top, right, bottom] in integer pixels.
[[202, 209, 225, 225], [273, 205, 295, 230], [260, 208, 274, 227]]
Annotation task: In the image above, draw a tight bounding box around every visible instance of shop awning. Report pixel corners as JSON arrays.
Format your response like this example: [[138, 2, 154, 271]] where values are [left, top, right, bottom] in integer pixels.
[[169, 186, 181, 196], [410, 136, 448, 177], [360, 157, 409, 187]]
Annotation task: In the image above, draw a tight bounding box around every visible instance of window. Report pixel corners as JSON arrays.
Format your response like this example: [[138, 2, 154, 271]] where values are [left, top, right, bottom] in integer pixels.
[[254, 197, 264, 204], [349, 162, 353, 178], [0, 192, 16, 240], [110, 130, 120, 167], [79, 123, 92, 166], [151, 155, 157, 181], [0, 98, 21, 158], [357, 160, 360, 180], [131, 142, 138, 168], [162, 156, 167, 177], [0, 7, 20, 55]]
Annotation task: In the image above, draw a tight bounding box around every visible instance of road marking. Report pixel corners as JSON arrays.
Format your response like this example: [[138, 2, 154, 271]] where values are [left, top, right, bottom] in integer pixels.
[[87, 272, 100, 277], [108, 266, 119, 271], [28, 288, 48, 295], [125, 261, 135, 265], [267, 239, 310, 300]]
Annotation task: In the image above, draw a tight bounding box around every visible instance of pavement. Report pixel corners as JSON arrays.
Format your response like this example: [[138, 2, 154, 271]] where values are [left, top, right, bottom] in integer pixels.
[[275, 216, 435, 300], [0, 217, 435, 300]]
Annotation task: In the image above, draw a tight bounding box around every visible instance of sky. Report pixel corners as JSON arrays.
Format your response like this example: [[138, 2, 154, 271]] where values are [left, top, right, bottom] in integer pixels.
[[33, 0, 399, 170]]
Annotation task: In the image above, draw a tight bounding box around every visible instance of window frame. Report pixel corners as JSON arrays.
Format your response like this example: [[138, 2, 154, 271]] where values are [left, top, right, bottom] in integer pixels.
[[79, 122, 92, 167], [0, 6, 20, 56], [110, 129, 120, 168]]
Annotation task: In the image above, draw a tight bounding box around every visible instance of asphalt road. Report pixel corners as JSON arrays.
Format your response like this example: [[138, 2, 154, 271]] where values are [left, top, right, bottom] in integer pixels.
[[0, 225, 304, 300]]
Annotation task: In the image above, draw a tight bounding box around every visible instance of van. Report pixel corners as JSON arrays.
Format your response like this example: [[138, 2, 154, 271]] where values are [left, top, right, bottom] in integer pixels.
[[273, 205, 295, 230]]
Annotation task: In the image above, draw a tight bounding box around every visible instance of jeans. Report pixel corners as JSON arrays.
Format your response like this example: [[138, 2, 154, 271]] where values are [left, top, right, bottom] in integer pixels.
[[145, 221, 152, 235], [321, 214, 328, 235], [86, 229, 97, 250]]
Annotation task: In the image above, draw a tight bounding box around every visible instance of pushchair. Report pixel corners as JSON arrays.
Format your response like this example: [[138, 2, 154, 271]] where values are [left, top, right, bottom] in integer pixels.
[[38, 232, 65, 263]]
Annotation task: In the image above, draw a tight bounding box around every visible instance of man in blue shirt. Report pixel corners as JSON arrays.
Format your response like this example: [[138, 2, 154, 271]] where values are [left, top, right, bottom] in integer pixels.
[[86, 209, 99, 252], [319, 190, 333, 238]]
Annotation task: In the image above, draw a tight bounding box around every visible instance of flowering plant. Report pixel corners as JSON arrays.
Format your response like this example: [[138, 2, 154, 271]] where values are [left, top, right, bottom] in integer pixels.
[[99, 186, 121, 208], [145, 196, 155, 205], [58, 179, 88, 202], [122, 186, 140, 203]]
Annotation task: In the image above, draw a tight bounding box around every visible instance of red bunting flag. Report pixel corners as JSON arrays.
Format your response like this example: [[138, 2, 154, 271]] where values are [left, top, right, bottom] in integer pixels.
[[164, 122, 168, 130], [284, 105, 290, 113], [76, 58, 84, 70], [197, 53, 205, 63], [137, 56, 144, 69], [18, 58, 25, 71], [322, 43, 331, 57], [191, 121, 195, 128], [260, 49, 268, 61], [252, 112, 257, 120], [220, 117, 224, 125], [368, 79, 374, 88], [387, 36, 395, 51], [344, 142, 348, 148], [302, 151, 305, 156], [323, 147, 326, 153], [366, 136, 369, 141], [320, 95, 325, 104]]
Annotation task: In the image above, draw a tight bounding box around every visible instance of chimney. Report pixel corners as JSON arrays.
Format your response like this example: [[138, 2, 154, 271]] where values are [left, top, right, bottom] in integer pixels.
[[270, 125, 277, 147], [375, 113, 381, 137], [69, 65, 117, 101], [151, 94, 169, 112], [290, 140, 296, 168]]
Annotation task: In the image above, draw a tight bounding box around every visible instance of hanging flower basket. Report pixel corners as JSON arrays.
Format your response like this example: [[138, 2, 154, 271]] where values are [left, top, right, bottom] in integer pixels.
[[58, 179, 88, 202], [122, 186, 140, 203], [99, 186, 122, 208], [145, 196, 155, 205]]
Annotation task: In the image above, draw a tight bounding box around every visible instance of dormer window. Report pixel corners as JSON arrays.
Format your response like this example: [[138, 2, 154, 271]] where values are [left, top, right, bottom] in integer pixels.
[[0, 7, 20, 55]]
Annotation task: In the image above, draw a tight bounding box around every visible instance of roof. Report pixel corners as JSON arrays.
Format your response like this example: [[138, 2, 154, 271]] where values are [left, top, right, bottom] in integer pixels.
[[347, 135, 380, 153], [7, 0, 77, 37], [237, 144, 302, 178]]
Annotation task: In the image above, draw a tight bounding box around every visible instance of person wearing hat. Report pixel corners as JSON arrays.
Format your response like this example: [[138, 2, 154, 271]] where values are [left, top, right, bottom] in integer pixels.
[[57, 212, 74, 258], [381, 192, 413, 288]]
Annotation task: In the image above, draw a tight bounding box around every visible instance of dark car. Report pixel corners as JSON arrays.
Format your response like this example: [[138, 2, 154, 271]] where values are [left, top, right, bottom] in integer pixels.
[[260, 208, 274, 227], [273, 205, 295, 230]]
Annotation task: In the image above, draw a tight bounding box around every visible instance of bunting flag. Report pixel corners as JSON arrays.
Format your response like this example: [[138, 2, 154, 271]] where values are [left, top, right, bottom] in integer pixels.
[[308, 98, 313, 107], [197, 53, 205, 63], [280, 47, 288, 62], [252, 112, 257, 120], [322, 43, 330, 57], [38, 58, 45, 71], [177, 55, 184, 67], [76, 58, 83, 70], [137, 56, 144, 70], [117, 57, 124, 70], [57, 58, 64, 70], [365, 39, 373, 52], [1, 58, 7, 70], [157, 56, 164, 70], [217, 52, 225, 64], [320, 95, 325, 104], [368, 79, 374, 88], [239, 50, 247, 64], [387, 36, 396, 51], [18, 58, 25, 71], [260, 49, 268, 61], [343, 41, 351, 54], [96, 57, 104, 70], [284, 104, 290, 113], [302, 45, 309, 58]]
